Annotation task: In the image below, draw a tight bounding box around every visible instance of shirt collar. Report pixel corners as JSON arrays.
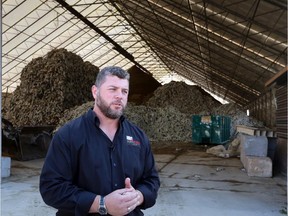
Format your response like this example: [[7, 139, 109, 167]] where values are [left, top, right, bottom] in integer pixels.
[[87, 108, 125, 127]]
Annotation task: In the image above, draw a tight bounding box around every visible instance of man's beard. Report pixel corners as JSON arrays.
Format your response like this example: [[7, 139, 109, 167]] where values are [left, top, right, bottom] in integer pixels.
[[96, 93, 125, 119]]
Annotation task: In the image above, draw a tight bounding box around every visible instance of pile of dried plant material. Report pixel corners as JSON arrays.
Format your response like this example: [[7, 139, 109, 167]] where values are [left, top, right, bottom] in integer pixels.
[[5, 48, 98, 127], [56, 101, 94, 132], [56, 102, 192, 142], [55, 82, 265, 143], [146, 81, 221, 114], [2, 47, 267, 145], [2, 92, 12, 119], [125, 104, 191, 142], [210, 103, 264, 137], [145, 81, 265, 139]]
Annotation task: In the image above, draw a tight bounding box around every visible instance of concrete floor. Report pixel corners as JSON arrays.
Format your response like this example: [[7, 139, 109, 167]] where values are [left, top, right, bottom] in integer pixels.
[[1, 144, 287, 216]]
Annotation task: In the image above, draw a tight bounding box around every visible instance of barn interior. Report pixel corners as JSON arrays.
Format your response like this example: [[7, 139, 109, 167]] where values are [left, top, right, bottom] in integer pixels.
[[1, 1, 287, 215]]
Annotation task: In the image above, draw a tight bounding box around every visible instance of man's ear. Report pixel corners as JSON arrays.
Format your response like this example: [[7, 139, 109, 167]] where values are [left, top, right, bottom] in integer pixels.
[[91, 85, 97, 99]]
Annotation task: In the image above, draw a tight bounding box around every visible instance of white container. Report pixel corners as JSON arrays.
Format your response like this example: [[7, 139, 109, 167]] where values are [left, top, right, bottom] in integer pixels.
[[1, 156, 11, 178]]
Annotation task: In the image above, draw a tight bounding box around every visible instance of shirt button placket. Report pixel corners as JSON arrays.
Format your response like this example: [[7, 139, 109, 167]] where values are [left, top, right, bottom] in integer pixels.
[[111, 153, 118, 189]]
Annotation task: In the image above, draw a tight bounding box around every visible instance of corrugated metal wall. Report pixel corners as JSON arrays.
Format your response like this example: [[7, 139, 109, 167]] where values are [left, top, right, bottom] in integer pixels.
[[275, 85, 287, 176], [275, 85, 287, 139], [246, 88, 277, 129], [246, 74, 287, 176]]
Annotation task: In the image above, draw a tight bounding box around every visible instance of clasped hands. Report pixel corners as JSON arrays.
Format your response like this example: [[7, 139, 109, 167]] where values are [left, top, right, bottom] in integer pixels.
[[104, 177, 143, 216]]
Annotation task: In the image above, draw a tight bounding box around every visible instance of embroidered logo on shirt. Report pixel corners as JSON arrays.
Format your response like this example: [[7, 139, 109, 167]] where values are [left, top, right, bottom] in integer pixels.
[[126, 135, 140, 146]]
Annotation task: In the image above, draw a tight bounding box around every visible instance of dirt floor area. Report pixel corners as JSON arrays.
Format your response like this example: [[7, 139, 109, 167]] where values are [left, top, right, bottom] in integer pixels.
[[1, 142, 287, 216]]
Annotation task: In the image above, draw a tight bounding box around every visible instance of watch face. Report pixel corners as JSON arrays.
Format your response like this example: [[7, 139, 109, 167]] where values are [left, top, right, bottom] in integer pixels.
[[99, 206, 107, 215]]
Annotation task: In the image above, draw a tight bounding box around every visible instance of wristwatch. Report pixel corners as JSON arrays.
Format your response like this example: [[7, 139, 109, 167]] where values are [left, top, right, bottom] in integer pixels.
[[98, 196, 108, 215]]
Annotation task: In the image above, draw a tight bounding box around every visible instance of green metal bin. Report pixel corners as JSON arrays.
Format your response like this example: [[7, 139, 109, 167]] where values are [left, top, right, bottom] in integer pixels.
[[192, 115, 231, 144]]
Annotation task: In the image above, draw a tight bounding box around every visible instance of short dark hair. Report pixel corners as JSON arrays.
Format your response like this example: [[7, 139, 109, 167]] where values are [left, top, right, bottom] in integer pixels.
[[95, 66, 130, 87]]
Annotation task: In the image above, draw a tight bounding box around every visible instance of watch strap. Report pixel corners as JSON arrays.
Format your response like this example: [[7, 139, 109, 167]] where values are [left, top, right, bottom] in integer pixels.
[[98, 195, 107, 215], [100, 195, 105, 206]]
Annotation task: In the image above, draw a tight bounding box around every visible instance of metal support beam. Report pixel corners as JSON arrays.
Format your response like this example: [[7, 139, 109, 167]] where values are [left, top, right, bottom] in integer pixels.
[[55, 0, 152, 75]]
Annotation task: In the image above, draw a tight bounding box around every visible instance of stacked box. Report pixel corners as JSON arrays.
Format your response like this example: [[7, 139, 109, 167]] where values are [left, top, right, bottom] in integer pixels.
[[1, 156, 11, 178], [240, 134, 272, 177]]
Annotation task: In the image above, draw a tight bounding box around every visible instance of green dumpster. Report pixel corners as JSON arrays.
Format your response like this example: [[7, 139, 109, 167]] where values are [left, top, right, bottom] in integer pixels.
[[192, 115, 231, 144]]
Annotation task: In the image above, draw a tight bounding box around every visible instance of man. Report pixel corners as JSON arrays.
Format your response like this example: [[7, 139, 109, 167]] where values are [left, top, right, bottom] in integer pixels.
[[40, 66, 160, 216]]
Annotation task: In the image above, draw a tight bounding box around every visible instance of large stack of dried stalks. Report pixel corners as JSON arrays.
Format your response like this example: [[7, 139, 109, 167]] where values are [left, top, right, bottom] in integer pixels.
[[146, 81, 221, 114], [56, 102, 192, 142], [3, 49, 265, 143], [4, 48, 98, 126], [54, 82, 265, 143]]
